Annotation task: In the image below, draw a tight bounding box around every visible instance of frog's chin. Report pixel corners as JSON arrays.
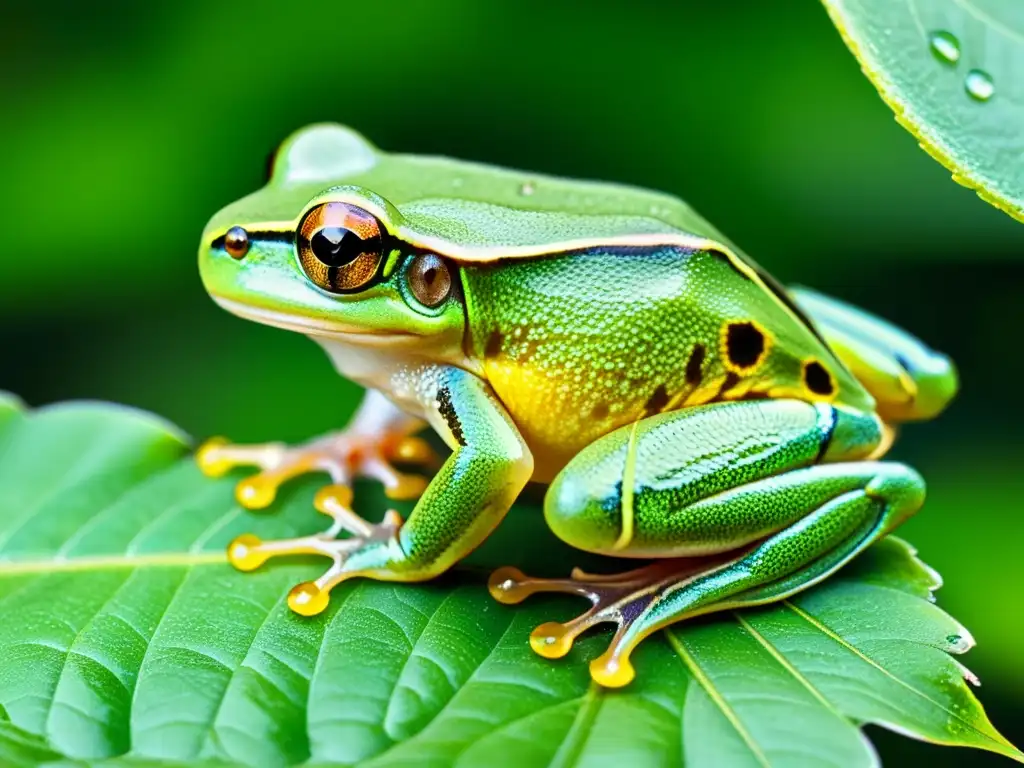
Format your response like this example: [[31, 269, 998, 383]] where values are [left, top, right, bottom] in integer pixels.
[[211, 296, 421, 346]]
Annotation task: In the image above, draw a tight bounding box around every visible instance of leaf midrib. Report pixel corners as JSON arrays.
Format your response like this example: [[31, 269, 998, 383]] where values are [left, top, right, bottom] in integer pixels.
[[0, 552, 227, 576], [664, 627, 772, 768]]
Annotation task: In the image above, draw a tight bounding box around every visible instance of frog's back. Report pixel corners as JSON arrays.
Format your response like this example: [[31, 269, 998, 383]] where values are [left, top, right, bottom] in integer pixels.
[[460, 245, 873, 480], [365, 135, 871, 429], [239, 124, 873, 475]]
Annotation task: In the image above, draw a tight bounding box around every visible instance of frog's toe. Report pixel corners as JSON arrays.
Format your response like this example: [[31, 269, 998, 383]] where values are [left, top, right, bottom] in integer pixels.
[[197, 436, 322, 509], [227, 488, 404, 616], [489, 558, 735, 688], [196, 432, 435, 510]]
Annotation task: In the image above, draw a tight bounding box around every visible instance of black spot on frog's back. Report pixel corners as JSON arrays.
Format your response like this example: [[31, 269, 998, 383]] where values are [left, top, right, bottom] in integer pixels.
[[644, 384, 670, 415], [685, 343, 706, 385], [485, 329, 504, 359], [803, 359, 836, 396], [724, 321, 767, 370]]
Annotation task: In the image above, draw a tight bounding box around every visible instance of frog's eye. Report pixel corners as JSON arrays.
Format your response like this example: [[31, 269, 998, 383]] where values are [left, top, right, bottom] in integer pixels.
[[297, 202, 385, 293], [406, 253, 452, 308]]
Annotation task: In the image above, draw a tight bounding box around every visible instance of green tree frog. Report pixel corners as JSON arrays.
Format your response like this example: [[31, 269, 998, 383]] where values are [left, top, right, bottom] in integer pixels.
[[197, 124, 957, 687]]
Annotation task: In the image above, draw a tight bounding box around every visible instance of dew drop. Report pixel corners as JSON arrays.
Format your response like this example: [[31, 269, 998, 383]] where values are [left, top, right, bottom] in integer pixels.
[[519, 181, 536, 196], [946, 633, 972, 653], [965, 69, 995, 102], [928, 30, 960, 65]]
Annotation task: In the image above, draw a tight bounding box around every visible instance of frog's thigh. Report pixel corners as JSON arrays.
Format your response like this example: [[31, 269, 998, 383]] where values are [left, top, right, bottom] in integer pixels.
[[544, 399, 888, 557], [498, 400, 925, 687], [789, 286, 958, 422]]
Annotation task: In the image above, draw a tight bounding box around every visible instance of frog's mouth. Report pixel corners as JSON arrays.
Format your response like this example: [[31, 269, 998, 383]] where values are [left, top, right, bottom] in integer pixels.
[[212, 296, 421, 346]]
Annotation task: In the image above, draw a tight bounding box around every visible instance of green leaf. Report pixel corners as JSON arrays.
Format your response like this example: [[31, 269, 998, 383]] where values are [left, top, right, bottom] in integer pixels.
[[1, 706, 63, 767], [821, 0, 1024, 222], [0, 394, 1018, 767]]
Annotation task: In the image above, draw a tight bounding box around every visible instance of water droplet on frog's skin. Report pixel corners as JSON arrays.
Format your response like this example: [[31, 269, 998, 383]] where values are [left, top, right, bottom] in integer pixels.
[[965, 69, 995, 102], [929, 30, 961, 65], [519, 181, 536, 196]]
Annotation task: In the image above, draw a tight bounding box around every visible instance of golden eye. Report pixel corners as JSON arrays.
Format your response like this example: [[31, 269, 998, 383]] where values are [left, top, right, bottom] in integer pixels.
[[297, 202, 384, 293], [407, 253, 452, 308]]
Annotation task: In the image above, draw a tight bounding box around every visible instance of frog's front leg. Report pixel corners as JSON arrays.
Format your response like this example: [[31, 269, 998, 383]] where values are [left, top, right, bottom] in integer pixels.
[[227, 367, 533, 616], [490, 400, 924, 687], [196, 389, 437, 508]]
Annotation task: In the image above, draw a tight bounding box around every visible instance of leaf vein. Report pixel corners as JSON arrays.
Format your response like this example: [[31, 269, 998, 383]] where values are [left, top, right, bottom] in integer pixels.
[[663, 628, 771, 768], [547, 682, 604, 768], [733, 612, 850, 722], [42, 569, 135, 744], [783, 600, 1010, 750]]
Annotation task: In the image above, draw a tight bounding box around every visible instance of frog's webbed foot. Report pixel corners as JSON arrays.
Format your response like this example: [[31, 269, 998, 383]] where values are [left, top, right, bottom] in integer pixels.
[[196, 430, 437, 509], [489, 555, 737, 688], [228, 484, 404, 616]]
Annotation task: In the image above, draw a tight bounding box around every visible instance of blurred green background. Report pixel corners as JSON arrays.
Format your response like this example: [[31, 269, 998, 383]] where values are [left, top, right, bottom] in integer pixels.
[[2, 0, 1022, 763]]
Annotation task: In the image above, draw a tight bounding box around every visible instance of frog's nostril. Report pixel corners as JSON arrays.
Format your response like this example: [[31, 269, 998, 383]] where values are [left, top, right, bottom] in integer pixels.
[[224, 226, 250, 259]]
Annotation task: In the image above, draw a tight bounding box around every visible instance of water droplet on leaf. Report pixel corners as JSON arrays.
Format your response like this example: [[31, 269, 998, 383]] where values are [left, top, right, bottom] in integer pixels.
[[946, 633, 972, 652], [929, 31, 960, 65], [965, 70, 994, 102]]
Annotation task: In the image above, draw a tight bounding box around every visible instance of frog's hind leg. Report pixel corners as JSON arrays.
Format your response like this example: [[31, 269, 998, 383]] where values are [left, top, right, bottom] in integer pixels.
[[789, 286, 958, 423], [490, 400, 925, 687]]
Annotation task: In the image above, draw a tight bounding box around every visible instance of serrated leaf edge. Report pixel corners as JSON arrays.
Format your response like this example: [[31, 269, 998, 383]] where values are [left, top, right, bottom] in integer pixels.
[[784, 600, 1024, 760], [820, 0, 1024, 224]]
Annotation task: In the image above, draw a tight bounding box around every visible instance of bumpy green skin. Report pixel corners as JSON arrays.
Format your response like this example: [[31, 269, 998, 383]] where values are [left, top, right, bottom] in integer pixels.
[[546, 401, 851, 555], [198, 124, 958, 682], [461, 246, 870, 477]]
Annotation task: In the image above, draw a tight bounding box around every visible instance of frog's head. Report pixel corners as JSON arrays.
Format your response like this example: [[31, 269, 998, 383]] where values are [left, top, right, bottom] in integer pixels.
[[199, 125, 466, 363]]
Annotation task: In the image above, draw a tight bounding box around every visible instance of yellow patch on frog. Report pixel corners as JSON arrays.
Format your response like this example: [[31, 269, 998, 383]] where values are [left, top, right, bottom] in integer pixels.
[[719, 376, 758, 401], [484, 358, 651, 482], [683, 376, 728, 407], [764, 381, 835, 405], [484, 360, 582, 457]]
